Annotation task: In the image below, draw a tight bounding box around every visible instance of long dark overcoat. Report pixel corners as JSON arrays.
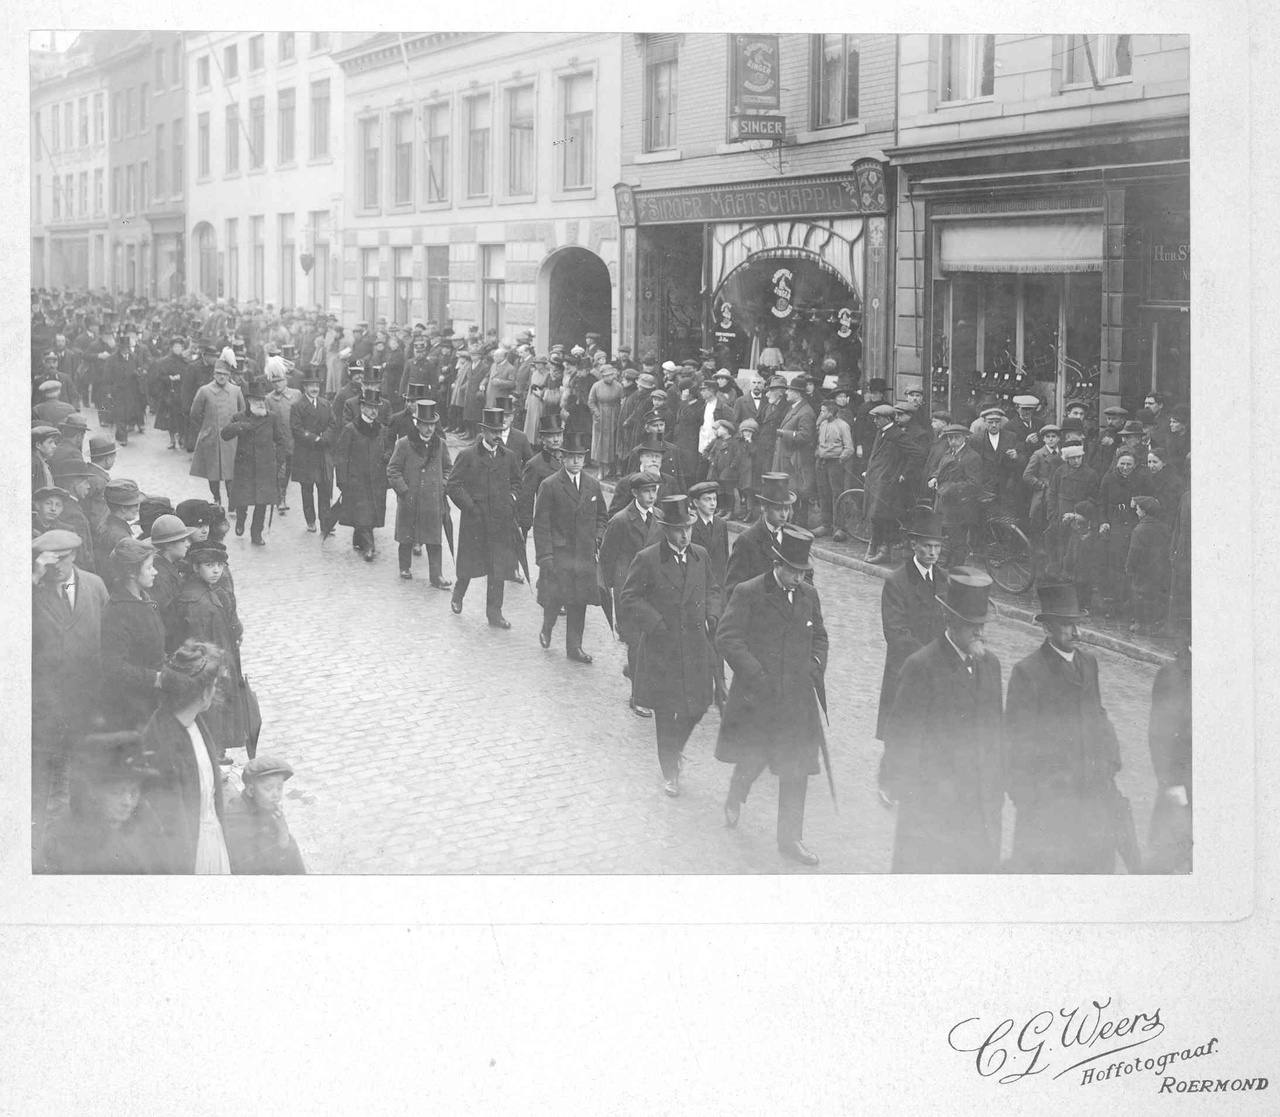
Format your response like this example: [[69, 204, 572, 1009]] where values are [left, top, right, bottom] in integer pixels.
[[140, 709, 225, 874], [619, 540, 720, 717], [152, 355, 188, 432], [169, 578, 249, 753], [933, 445, 984, 527], [99, 590, 167, 731], [691, 514, 729, 612], [519, 449, 560, 533], [221, 410, 287, 508], [333, 418, 388, 529], [1005, 641, 1122, 873], [714, 572, 829, 780], [446, 440, 522, 581], [32, 566, 110, 739], [189, 380, 244, 481], [1098, 467, 1152, 596], [876, 558, 948, 739], [863, 423, 908, 522], [533, 469, 608, 607], [387, 431, 452, 546], [289, 394, 333, 483], [882, 637, 1005, 872], [598, 503, 663, 643]]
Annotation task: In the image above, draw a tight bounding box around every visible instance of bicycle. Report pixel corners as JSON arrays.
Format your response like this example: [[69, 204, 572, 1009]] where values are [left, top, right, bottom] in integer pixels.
[[833, 485, 874, 546], [943, 497, 1037, 594]]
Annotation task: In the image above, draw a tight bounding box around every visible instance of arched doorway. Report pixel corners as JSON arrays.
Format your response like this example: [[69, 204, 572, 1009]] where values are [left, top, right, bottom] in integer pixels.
[[192, 222, 218, 298], [541, 247, 612, 354]]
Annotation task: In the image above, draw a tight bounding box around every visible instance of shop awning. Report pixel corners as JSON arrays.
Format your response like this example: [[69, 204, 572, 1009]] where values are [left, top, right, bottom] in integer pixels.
[[939, 218, 1102, 274]]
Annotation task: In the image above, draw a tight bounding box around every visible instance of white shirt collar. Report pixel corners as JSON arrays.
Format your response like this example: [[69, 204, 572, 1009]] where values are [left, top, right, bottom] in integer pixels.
[[944, 631, 971, 663], [1048, 642, 1076, 662], [634, 502, 650, 519], [912, 556, 935, 582]]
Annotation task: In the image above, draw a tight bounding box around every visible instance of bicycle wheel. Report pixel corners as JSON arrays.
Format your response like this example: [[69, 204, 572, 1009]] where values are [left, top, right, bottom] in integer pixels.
[[983, 519, 1037, 594], [834, 488, 872, 544]]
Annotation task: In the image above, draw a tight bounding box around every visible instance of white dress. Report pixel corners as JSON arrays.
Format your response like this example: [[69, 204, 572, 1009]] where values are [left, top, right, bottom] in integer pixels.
[[187, 722, 231, 875]]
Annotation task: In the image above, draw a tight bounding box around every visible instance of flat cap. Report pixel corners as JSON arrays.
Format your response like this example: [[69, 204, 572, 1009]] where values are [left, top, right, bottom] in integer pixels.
[[870, 403, 896, 418], [104, 479, 144, 505], [32, 529, 82, 555], [31, 424, 60, 441], [241, 755, 295, 782]]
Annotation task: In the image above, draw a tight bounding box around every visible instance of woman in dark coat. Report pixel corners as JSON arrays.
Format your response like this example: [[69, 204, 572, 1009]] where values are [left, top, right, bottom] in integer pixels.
[[152, 338, 190, 448], [1145, 446, 1185, 524], [331, 388, 389, 560], [386, 400, 453, 586], [1097, 449, 1152, 615], [221, 379, 287, 547], [100, 539, 168, 732]]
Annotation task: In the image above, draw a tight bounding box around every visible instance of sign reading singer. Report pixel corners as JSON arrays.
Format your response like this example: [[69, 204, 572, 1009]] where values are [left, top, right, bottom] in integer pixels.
[[729, 114, 786, 141]]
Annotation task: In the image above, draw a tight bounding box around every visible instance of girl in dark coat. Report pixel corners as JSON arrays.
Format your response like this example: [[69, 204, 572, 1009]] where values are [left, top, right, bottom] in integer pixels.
[[1145, 446, 1185, 524], [1097, 449, 1152, 617], [386, 400, 453, 586], [331, 388, 389, 560], [221, 380, 287, 546], [100, 539, 167, 732]]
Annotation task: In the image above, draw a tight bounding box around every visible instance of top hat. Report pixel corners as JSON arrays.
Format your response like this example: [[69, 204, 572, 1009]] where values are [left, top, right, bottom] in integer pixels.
[[495, 395, 514, 413], [358, 386, 383, 407], [560, 430, 591, 454], [538, 413, 565, 435], [404, 383, 430, 402], [479, 407, 506, 431], [656, 494, 697, 527], [299, 371, 323, 385], [412, 400, 440, 425], [757, 472, 797, 506], [936, 567, 993, 624], [633, 433, 667, 456], [244, 377, 271, 399], [900, 506, 945, 541], [1033, 582, 1087, 622], [769, 524, 815, 570]]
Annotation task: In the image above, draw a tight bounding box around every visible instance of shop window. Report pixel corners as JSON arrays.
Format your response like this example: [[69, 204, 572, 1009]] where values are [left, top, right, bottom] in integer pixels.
[[812, 34, 859, 127], [423, 101, 450, 203], [361, 248, 379, 324], [643, 37, 677, 152], [481, 244, 505, 337], [506, 85, 535, 196], [426, 246, 450, 326], [359, 116, 381, 208], [393, 248, 413, 324], [561, 73, 594, 187], [939, 34, 995, 102], [465, 94, 491, 198], [1062, 35, 1132, 85], [392, 109, 414, 205]]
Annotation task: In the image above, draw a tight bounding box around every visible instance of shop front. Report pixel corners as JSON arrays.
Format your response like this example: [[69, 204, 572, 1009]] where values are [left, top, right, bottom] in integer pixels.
[[615, 159, 890, 383], [147, 212, 186, 300]]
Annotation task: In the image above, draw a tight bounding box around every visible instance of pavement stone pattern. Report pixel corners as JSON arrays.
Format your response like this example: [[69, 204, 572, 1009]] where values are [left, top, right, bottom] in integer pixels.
[[107, 422, 1163, 874]]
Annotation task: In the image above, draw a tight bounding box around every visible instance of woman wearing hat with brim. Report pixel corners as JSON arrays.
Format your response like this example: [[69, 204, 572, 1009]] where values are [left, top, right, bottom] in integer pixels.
[[147, 514, 197, 627], [95, 478, 146, 566], [221, 378, 288, 546]]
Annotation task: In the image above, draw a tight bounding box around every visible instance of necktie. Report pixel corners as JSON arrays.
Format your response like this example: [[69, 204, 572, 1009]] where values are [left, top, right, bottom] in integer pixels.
[[62, 583, 72, 611], [786, 589, 794, 605]]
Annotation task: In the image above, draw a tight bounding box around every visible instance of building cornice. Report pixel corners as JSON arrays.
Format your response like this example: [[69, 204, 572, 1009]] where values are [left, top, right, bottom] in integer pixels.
[[333, 32, 487, 75]]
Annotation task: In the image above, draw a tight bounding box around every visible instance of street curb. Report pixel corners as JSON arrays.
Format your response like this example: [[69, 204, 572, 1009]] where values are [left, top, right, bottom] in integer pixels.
[[597, 479, 1172, 667]]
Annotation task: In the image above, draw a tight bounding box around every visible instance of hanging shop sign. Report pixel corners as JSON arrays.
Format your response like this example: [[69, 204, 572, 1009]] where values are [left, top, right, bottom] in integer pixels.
[[728, 114, 787, 142], [769, 268, 795, 318], [731, 35, 781, 113]]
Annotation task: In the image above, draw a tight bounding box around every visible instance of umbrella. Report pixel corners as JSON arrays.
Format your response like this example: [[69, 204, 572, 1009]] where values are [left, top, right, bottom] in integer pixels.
[[814, 677, 838, 812], [511, 521, 533, 592], [442, 507, 455, 558], [598, 578, 615, 635]]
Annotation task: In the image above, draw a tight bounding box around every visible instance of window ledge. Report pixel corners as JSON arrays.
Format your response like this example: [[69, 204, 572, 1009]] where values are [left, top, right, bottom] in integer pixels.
[[499, 193, 537, 206], [1061, 76, 1133, 92], [936, 95, 995, 110], [553, 186, 597, 202], [458, 195, 493, 208], [632, 149, 681, 164], [794, 120, 867, 145], [306, 156, 334, 166], [277, 161, 297, 171], [420, 200, 452, 211]]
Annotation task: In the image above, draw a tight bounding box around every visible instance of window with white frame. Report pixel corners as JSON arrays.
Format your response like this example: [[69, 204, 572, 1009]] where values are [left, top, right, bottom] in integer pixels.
[[52, 104, 62, 150], [94, 93, 104, 143], [812, 34, 859, 126], [561, 72, 594, 188], [65, 102, 74, 148], [251, 215, 264, 301], [111, 167, 120, 215], [506, 84, 535, 196], [94, 169, 104, 214], [425, 245, 449, 326], [125, 88, 137, 135], [360, 116, 381, 208], [249, 96, 265, 169], [465, 93, 491, 198], [392, 109, 414, 206], [939, 34, 995, 102], [248, 34, 264, 72], [643, 37, 677, 151], [310, 79, 330, 158], [1062, 35, 1133, 85], [226, 218, 239, 300], [279, 213, 296, 307], [172, 40, 182, 87], [140, 161, 149, 210], [279, 32, 295, 62], [393, 247, 413, 324], [423, 101, 450, 203], [278, 88, 295, 164], [197, 55, 210, 89], [155, 48, 166, 88], [79, 97, 89, 145], [361, 247, 379, 324], [35, 175, 41, 224], [481, 244, 505, 338], [173, 118, 184, 193], [79, 171, 88, 216], [125, 165, 136, 214], [224, 44, 238, 79], [225, 103, 240, 172], [308, 209, 330, 306], [140, 84, 149, 129], [155, 123, 166, 197], [52, 177, 60, 220]]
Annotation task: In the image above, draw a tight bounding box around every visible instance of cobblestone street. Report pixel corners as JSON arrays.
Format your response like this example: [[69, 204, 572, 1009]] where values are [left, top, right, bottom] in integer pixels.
[[113, 425, 1162, 874]]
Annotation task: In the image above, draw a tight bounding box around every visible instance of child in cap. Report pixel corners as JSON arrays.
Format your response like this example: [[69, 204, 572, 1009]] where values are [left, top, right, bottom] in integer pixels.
[[734, 419, 759, 519], [223, 756, 306, 874], [705, 419, 745, 520], [32, 486, 70, 537], [1126, 496, 1170, 636]]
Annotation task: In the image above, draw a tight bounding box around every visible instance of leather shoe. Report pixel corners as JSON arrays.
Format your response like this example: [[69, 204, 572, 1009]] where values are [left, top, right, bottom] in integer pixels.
[[364, 548, 377, 562], [539, 627, 552, 650], [450, 598, 463, 615], [306, 522, 318, 533], [400, 570, 413, 580], [566, 648, 593, 664], [430, 577, 452, 590], [488, 614, 512, 629], [724, 800, 740, 829], [778, 840, 819, 866], [662, 777, 680, 798], [629, 698, 653, 718], [235, 521, 246, 537], [250, 536, 266, 547]]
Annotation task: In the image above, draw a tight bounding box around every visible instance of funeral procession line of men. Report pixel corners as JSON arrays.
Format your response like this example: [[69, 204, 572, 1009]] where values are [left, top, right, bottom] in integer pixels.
[[30, 287, 1190, 873]]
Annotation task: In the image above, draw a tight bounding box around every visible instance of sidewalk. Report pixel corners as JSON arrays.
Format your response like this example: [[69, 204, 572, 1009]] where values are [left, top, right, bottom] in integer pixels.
[[596, 477, 1173, 667]]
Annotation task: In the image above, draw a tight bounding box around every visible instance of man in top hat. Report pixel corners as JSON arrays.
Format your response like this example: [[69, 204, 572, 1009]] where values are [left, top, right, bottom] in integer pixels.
[[1005, 583, 1124, 873], [31, 528, 111, 864], [329, 385, 390, 560], [189, 353, 246, 506], [387, 399, 454, 586], [290, 371, 334, 533], [94, 478, 145, 560], [862, 402, 908, 564], [725, 472, 803, 599], [715, 525, 829, 865], [105, 323, 147, 445], [873, 505, 948, 796], [881, 567, 1005, 873], [446, 407, 523, 626], [599, 471, 664, 717], [32, 424, 60, 493], [970, 405, 1023, 514], [329, 359, 368, 440], [221, 377, 288, 546], [772, 378, 817, 528], [519, 413, 566, 534], [533, 429, 608, 659], [618, 494, 723, 794], [493, 395, 534, 466]]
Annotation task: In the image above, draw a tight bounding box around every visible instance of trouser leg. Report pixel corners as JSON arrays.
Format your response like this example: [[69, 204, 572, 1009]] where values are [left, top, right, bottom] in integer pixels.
[[426, 544, 443, 582], [654, 709, 702, 780], [316, 475, 332, 521], [300, 483, 316, 525], [209, 481, 222, 504], [777, 775, 809, 846], [542, 603, 559, 637], [486, 576, 505, 617], [564, 602, 587, 650], [399, 543, 413, 572], [453, 576, 471, 603], [250, 504, 267, 539], [728, 756, 769, 807]]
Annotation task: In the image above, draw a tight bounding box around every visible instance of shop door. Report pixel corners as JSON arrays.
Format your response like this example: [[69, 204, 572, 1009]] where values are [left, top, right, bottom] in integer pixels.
[[1138, 306, 1190, 408], [545, 247, 612, 353]]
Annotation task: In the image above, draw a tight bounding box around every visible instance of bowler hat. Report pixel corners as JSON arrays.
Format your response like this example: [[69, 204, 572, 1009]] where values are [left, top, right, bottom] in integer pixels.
[[561, 430, 591, 454], [900, 506, 945, 541], [88, 434, 117, 459], [769, 524, 815, 570], [148, 514, 196, 546], [538, 413, 565, 434], [757, 472, 796, 506], [1033, 582, 1087, 622], [936, 567, 993, 624], [656, 494, 697, 527], [866, 378, 888, 392], [480, 407, 506, 430], [628, 471, 660, 492], [241, 755, 295, 783], [50, 458, 91, 480], [413, 400, 440, 425], [104, 479, 144, 506], [32, 528, 83, 555], [404, 383, 429, 402]]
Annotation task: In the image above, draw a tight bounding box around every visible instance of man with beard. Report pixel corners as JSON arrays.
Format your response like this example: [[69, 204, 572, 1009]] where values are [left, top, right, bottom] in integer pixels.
[[1006, 583, 1125, 874], [622, 409, 686, 493], [882, 568, 1005, 873], [221, 378, 288, 547], [387, 399, 453, 587], [446, 407, 522, 627]]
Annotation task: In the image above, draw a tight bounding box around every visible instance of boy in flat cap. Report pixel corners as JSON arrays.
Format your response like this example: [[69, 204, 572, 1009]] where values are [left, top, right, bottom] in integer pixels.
[[223, 756, 307, 874]]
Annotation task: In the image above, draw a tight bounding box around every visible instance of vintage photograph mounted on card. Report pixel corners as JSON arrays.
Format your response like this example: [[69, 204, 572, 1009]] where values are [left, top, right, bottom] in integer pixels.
[[27, 30, 1198, 880]]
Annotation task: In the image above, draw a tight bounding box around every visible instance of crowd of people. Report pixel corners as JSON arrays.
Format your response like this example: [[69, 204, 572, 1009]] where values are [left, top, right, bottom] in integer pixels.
[[29, 287, 1191, 874]]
